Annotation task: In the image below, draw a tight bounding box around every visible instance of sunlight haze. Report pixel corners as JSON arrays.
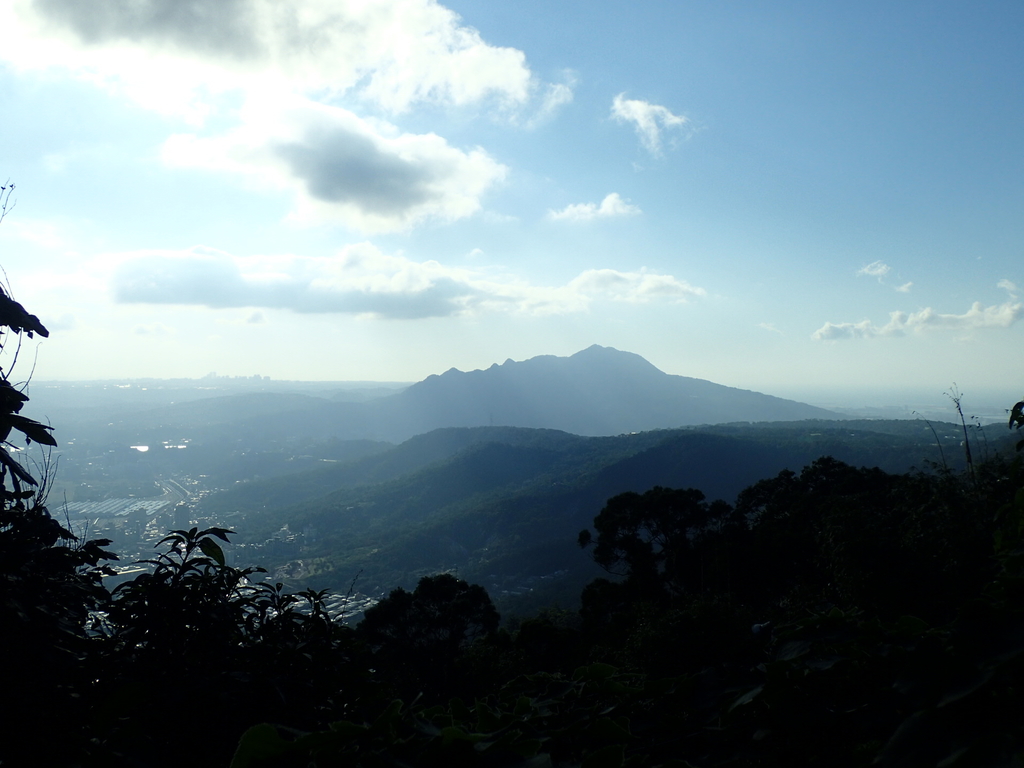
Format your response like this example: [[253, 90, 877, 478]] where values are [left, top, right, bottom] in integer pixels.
[[0, 0, 1020, 408]]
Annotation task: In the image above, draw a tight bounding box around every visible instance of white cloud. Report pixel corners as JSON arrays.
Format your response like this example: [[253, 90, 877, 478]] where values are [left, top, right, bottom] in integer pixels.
[[106, 245, 704, 319], [896, 282, 913, 293], [759, 322, 783, 335], [812, 300, 1024, 341], [523, 72, 576, 127], [856, 260, 891, 279], [999, 278, 1019, 298], [1, 0, 552, 232], [567, 269, 704, 303], [611, 93, 689, 155], [547, 193, 641, 222], [161, 95, 507, 233], [3, 0, 533, 115]]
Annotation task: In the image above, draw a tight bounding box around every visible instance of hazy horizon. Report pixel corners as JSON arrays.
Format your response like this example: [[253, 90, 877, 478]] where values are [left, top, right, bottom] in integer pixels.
[[26, 344, 1018, 428], [1, 1, 1021, 396]]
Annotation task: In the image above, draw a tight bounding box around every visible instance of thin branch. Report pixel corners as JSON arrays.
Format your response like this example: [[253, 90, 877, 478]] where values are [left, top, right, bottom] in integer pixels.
[[913, 411, 947, 472]]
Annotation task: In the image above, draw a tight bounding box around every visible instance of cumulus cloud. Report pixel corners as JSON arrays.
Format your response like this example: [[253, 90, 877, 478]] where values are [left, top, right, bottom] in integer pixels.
[[856, 260, 891, 279], [611, 94, 689, 155], [162, 96, 506, 232], [108, 245, 704, 319], [5, 0, 533, 114], [547, 193, 641, 222], [896, 282, 913, 293], [999, 279, 1019, 298], [812, 300, 1024, 341], [112, 244, 478, 319], [1, 0, 558, 231]]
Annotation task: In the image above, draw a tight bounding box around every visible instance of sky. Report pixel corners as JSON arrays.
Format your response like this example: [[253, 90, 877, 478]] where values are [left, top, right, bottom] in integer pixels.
[[0, 0, 1021, 407]]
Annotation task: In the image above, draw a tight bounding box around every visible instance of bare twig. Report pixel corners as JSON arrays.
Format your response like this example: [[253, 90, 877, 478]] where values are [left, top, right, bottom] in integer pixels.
[[913, 410, 947, 472], [946, 384, 977, 490]]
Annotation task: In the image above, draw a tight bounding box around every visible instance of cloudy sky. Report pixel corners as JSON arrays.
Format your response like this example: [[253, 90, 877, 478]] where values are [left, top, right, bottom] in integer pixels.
[[0, 0, 1021, 405]]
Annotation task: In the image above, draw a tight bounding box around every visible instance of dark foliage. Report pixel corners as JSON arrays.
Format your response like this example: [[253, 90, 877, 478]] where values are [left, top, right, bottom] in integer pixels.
[[358, 573, 499, 701], [0, 275, 118, 764]]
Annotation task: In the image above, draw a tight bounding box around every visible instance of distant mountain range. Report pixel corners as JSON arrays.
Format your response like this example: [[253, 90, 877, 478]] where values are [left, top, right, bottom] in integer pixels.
[[52, 346, 840, 446], [376, 345, 839, 438]]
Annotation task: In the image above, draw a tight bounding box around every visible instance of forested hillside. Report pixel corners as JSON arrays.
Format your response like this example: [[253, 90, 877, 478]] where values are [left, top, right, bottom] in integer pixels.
[[201, 417, 1000, 613]]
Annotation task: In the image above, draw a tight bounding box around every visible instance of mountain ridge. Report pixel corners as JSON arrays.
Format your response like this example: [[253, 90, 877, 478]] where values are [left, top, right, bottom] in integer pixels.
[[48, 346, 840, 446], [381, 345, 839, 438]]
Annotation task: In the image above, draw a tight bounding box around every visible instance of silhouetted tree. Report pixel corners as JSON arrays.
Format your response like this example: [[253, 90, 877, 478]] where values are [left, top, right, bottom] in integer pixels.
[[358, 573, 499, 700], [579, 486, 738, 600]]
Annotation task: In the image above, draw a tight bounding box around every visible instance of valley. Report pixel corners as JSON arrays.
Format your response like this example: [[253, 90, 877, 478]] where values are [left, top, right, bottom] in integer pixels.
[[31, 347, 1011, 619]]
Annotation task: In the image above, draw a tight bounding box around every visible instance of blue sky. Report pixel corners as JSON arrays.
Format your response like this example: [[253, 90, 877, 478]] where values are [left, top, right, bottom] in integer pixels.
[[0, 0, 1021, 407]]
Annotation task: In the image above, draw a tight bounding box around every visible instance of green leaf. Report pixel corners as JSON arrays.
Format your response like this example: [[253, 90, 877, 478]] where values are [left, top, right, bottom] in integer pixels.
[[895, 615, 931, 635], [230, 724, 290, 768], [776, 640, 811, 660], [199, 538, 226, 566], [441, 726, 487, 745], [728, 685, 764, 711], [513, 696, 534, 717]]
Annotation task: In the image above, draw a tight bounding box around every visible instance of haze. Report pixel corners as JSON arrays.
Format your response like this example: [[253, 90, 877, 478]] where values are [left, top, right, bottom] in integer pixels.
[[0, 0, 1021, 409]]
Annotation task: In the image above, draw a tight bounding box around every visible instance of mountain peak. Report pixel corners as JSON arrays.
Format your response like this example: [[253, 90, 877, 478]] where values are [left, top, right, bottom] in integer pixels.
[[391, 347, 837, 439]]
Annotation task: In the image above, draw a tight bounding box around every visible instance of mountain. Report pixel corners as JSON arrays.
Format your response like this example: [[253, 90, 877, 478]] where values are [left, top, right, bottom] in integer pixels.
[[50, 346, 839, 449], [363, 345, 839, 439]]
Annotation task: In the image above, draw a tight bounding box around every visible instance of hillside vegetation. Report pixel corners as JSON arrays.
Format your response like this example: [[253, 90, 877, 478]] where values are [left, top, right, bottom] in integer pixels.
[[8, 395, 1024, 766], [202, 417, 995, 612]]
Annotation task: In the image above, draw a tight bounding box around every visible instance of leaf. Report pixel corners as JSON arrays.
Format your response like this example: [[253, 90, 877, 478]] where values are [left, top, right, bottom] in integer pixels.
[[0, 446, 36, 485], [229, 724, 290, 768], [7, 414, 56, 446], [728, 685, 764, 711], [199, 538, 226, 567], [776, 640, 811, 660], [513, 696, 534, 717], [896, 615, 931, 636], [0, 381, 28, 413], [200, 527, 235, 542], [582, 744, 625, 768]]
